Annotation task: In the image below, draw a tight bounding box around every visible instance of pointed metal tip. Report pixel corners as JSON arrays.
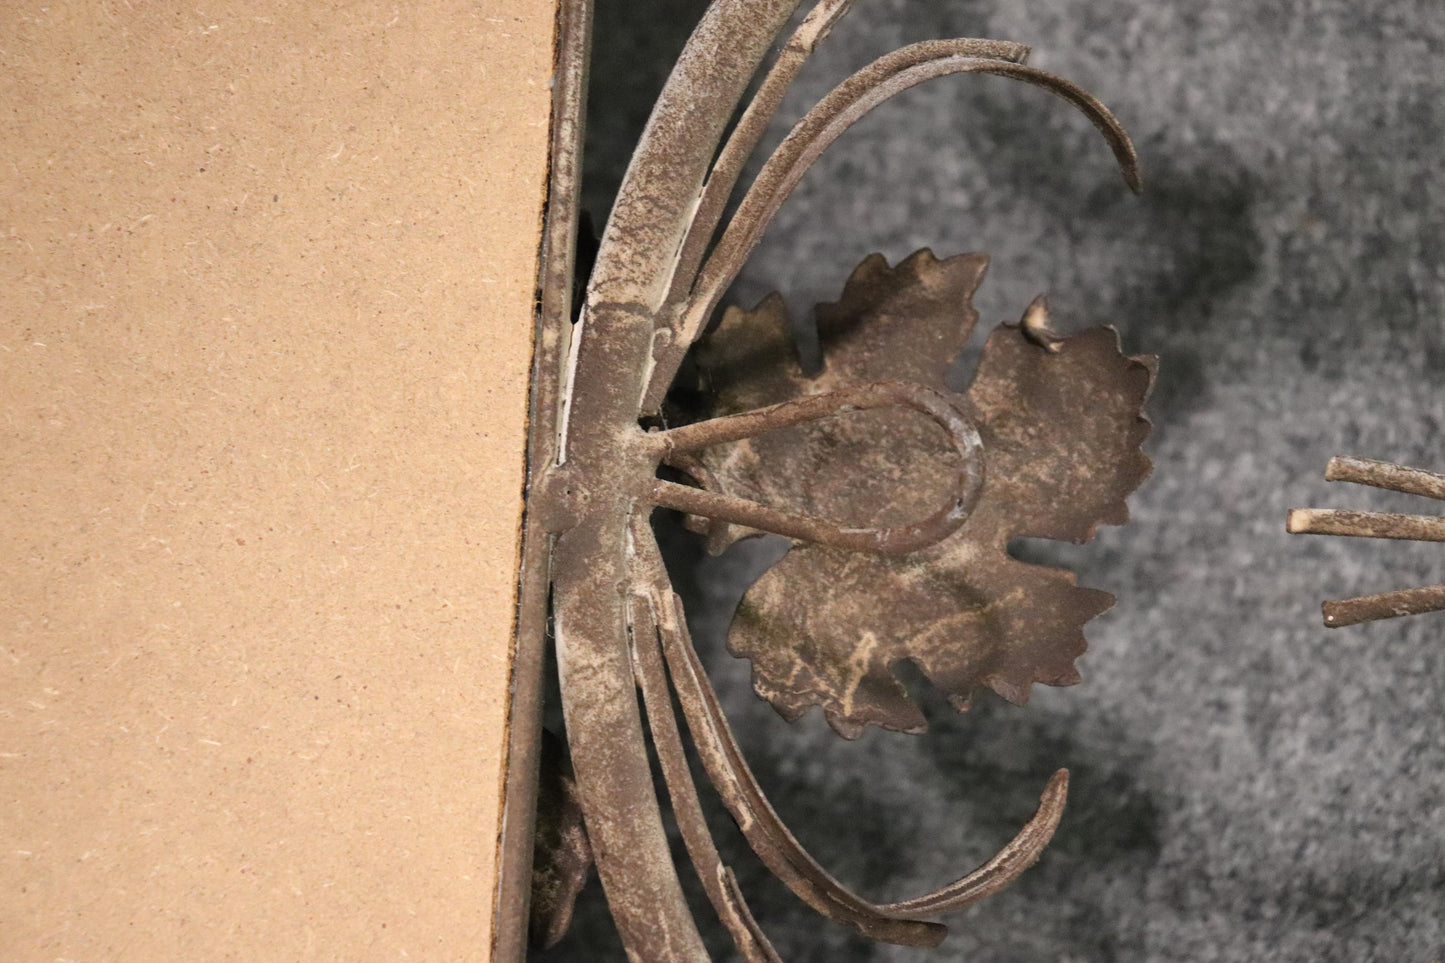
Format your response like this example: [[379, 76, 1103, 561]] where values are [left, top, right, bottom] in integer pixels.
[[1021, 295, 1063, 352]]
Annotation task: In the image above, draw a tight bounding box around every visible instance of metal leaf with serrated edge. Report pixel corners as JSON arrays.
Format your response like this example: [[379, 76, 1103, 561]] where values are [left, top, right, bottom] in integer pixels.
[[678, 249, 1155, 738]]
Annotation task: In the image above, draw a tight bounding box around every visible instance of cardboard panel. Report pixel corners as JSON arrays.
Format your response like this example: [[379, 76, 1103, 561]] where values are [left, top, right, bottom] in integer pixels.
[[0, 2, 555, 957]]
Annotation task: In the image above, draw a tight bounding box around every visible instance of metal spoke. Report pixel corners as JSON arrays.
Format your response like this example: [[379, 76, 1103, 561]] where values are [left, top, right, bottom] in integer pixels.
[[645, 381, 983, 555], [1289, 456, 1445, 627], [1286, 509, 1445, 542], [1325, 455, 1445, 502], [1322, 584, 1445, 629]]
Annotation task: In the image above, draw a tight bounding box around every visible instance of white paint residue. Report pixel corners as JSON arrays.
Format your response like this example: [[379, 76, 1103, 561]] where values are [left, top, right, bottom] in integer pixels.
[[555, 306, 586, 465]]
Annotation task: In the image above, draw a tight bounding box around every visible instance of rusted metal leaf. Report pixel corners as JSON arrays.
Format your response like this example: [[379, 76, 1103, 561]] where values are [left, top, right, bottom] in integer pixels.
[[680, 250, 1155, 737]]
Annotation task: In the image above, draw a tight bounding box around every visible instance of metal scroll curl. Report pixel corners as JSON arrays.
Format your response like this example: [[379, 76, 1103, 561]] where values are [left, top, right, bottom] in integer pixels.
[[535, 1, 1155, 958]]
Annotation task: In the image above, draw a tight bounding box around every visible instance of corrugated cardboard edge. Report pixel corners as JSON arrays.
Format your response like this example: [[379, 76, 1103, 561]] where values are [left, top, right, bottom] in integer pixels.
[[490, 1, 592, 959]]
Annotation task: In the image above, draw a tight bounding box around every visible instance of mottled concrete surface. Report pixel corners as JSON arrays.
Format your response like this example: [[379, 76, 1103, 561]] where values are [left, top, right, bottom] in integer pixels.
[[547, 1, 1444, 960]]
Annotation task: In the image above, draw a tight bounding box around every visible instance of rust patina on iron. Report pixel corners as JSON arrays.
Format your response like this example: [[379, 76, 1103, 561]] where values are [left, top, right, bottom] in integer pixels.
[[1289, 456, 1445, 627], [530, 1, 1156, 958]]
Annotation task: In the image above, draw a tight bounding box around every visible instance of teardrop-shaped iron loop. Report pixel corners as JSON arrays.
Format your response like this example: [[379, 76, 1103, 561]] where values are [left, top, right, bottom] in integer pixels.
[[645, 381, 983, 555]]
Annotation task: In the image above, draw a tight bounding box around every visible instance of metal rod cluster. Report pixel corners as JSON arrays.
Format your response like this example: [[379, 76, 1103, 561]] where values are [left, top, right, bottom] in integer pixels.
[[1288, 456, 1445, 627]]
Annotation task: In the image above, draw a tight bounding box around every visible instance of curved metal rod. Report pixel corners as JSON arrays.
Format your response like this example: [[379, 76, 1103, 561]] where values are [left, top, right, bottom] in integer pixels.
[[651, 53, 1140, 405], [665, 0, 857, 306], [647, 574, 1069, 945], [668, 32, 1032, 307], [628, 587, 782, 963], [646, 381, 984, 556], [585, 0, 805, 307], [879, 769, 1068, 915], [695, 54, 1140, 323]]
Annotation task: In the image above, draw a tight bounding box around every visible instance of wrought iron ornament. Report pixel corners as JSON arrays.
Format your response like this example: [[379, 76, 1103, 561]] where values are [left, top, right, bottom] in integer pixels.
[[532, 1, 1155, 957]]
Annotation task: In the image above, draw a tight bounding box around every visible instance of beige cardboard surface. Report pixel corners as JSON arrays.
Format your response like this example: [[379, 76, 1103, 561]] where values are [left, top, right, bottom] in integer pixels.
[[0, 2, 555, 958]]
